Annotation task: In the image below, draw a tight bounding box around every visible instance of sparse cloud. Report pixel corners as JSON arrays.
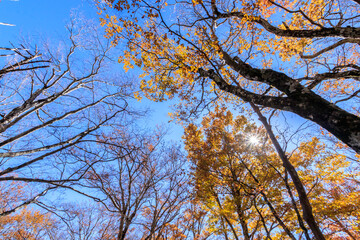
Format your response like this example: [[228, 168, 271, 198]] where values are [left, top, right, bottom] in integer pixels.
[[0, 22, 15, 26]]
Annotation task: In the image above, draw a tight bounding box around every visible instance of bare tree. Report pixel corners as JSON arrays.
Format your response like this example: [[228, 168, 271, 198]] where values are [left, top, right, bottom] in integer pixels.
[[0, 20, 133, 217], [38, 202, 116, 240], [83, 128, 189, 240]]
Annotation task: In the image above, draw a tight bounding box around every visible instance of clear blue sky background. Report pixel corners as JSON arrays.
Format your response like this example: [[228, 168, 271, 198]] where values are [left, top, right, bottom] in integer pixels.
[[0, 0, 183, 141], [0, 0, 184, 206], [0, 0, 307, 146], [0, 0, 92, 44]]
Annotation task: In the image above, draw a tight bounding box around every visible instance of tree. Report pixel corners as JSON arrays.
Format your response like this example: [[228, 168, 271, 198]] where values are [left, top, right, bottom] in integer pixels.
[[41, 202, 116, 240], [184, 107, 360, 239], [0, 20, 132, 220], [0, 182, 60, 240], [98, 0, 360, 153], [81, 128, 189, 240]]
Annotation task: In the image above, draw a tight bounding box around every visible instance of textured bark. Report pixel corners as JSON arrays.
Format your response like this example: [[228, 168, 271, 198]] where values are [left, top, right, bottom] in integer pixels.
[[198, 57, 360, 154], [251, 104, 326, 240], [214, 12, 360, 39], [282, 93, 360, 154], [353, 0, 360, 5], [283, 171, 311, 240], [196, 1, 360, 154]]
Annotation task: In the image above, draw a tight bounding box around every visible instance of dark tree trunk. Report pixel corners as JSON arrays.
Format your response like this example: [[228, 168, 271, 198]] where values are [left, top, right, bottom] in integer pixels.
[[251, 104, 326, 240], [285, 92, 360, 154], [199, 58, 360, 154]]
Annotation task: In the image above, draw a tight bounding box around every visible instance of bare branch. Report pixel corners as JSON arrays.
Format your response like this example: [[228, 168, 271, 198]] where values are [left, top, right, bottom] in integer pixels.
[[300, 39, 360, 59], [0, 186, 57, 217]]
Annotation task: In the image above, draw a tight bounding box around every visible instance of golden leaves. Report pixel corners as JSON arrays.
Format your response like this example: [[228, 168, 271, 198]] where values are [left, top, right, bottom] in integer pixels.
[[0, 183, 57, 240], [100, 0, 360, 123], [183, 105, 360, 237]]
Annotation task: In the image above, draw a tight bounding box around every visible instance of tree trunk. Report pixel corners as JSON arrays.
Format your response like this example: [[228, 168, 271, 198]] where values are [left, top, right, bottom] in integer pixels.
[[285, 92, 360, 154], [251, 104, 326, 240]]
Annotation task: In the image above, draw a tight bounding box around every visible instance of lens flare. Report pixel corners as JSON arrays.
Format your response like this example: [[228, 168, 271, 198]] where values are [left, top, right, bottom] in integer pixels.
[[248, 136, 260, 145]]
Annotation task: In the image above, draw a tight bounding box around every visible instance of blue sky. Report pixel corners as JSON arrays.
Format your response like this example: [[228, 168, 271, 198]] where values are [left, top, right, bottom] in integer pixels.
[[0, 0, 305, 145], [0, 0, 184, 141], [0, 0, 184, 206], [0, 0, 91, 43]]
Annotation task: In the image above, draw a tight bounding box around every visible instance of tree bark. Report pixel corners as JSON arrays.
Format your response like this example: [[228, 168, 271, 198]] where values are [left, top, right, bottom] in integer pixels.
[[251, 103, 326, 240], [199, 61, 360, 154]]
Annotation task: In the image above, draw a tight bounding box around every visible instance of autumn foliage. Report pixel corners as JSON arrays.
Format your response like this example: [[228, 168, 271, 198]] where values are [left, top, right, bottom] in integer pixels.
[[98, 0, 360, 153], [1, 0, 360, 238], [184, 107, 360, 239]]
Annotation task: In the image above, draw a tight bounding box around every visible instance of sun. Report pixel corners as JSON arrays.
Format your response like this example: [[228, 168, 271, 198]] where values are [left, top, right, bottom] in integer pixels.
[[248, 136, 260, 145]]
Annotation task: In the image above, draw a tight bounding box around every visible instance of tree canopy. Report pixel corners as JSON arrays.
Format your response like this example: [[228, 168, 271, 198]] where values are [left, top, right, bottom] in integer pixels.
[[1, 0, 360, 239], [98, 0, 360, 153]]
